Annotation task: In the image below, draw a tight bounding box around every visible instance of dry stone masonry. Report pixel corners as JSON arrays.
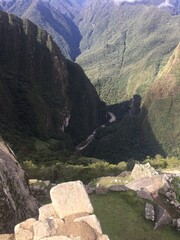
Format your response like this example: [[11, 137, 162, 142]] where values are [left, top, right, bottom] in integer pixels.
[[13, 181, 109, 240]]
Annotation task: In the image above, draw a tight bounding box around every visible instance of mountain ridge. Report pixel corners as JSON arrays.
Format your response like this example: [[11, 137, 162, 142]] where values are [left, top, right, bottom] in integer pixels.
[[0, 9, 105, 152]]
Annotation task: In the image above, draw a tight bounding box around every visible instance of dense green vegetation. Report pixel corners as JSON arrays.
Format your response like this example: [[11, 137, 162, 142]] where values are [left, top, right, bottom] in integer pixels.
[[77, 1, 180, 103], [82, 40, 180, 160], [143, 43, 180, 158], [20, 142, 180, 184], [143, 155, 180, 170], [83, 114, 150, 163], [172, 177, 180, 202], [0, 2, 179, 179], [0, 10, 105, 167], [21, 151, 124, 184], [91, 192, 180, 240]]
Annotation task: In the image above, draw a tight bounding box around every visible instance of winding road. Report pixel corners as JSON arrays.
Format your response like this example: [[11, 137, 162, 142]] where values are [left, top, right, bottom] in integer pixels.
[[76, 112, 116, 151]]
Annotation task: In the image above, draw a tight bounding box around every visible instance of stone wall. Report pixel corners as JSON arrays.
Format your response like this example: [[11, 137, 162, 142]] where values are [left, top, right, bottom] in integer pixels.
[[14, 181, 109, 240]]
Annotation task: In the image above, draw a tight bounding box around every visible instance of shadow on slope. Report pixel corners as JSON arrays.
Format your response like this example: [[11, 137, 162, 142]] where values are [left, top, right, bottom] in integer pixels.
[[82, 97, 166, 163]]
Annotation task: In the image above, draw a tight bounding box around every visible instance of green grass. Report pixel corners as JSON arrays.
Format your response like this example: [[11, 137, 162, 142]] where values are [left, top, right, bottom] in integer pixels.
[[90, 192, 180, 240], [172, 177, 180, 203], [89, 175, 133, 188]]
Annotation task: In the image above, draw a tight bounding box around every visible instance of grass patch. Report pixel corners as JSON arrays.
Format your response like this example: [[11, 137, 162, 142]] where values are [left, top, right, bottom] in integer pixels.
[[89, 175, 133, 188], [172, 177, 180, 203], [90, 192, 180, 240]]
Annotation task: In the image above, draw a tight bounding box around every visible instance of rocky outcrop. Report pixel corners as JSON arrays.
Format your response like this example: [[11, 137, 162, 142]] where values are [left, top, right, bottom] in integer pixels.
[[0, 138, 39, 234], [145, 203, 155, 221], [50, 181, 94, 218], [0, 234, 15, 240], [154, 206, 172, 229], [13, 181, 109, 240], [131, 163, 158, 180], [127, 164, 164, 197]]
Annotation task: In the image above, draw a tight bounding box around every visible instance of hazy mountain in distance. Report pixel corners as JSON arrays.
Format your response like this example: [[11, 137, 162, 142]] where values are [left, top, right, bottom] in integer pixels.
[[77, 0, 180, 103], [0, 0, 83, 59], [111, 0, 180, 14]]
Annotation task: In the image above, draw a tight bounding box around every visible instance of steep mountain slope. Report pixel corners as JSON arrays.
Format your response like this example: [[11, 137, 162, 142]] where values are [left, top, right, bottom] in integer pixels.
[[142, 42, 180, 157], [0, 0, 82, 59], [0, 10, 105, 149], [77, 0, 180, 103], [83, 44, 180, 162]]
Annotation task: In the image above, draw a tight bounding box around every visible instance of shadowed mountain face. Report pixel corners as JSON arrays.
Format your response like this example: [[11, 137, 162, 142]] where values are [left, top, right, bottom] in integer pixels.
[[83, 43, 180, 162], [0, 10, 105, 147]]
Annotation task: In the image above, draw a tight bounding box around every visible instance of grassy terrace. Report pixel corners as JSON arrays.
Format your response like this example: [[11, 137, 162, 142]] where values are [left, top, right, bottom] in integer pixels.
[[90, 192, 180, 240]]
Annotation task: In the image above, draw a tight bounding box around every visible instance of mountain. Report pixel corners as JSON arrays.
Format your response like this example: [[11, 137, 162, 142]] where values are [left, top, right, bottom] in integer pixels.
[[0, 10, 105, 152], [0, 0, 83, 60], [77, 0, 180, 103], [142, 42, 180, 157], [1, 0, 180, 86], [82, 44, 180, 162], [0, 0, 179, 160]]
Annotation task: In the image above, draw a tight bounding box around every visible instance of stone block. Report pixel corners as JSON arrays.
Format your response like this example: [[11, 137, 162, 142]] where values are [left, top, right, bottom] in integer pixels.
[[50, 181, 93, 219], [74, 214, 102, 234], [39, 204, 58, 221], [15, 218, 36, 240]]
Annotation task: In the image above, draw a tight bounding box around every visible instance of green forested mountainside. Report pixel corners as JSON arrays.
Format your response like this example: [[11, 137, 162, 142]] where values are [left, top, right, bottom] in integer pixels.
[[77, 0, 180, 103], [83, 44, 180, 162], [0, 0, 179, 161], [83, 114, 146, 163], [0, 10, 105, 152], [0, 0, 82, 60], [1, 0, 180, 103], [142, 42, 180, 158]]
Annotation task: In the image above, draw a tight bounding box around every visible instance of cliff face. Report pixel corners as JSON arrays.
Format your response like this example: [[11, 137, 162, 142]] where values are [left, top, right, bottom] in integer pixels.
[[0, 138, 39, 233], [0, 10, 105, 146], [66, 60, 106, 144]]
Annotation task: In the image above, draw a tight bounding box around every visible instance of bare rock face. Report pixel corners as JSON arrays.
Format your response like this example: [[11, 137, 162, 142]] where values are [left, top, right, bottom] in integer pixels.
[[154, 206, 172, 229], [127, 163, 168, 198], [131, 163, 158, 180], [0, 234, 15, 240], [74, 215, 102, 235], [15, 218, 36, 240], [177, 218, 180, 231], [15, 181, 109, 240], [50, 181, 94, 218], [109, 185, 129, 192], [145, 203, 155, 221], [39, 204, 58, 221], [127, 175, 165, 194], [0, 139, 39, 234], [95, 187, 109, 195], [136, 189, 153, 201]]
